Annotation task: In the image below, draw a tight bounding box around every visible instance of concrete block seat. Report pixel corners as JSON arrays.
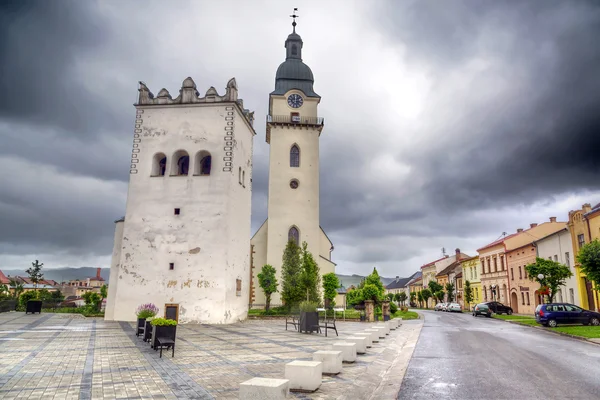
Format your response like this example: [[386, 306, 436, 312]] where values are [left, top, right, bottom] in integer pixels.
[[352, 332, 373, 347], [364, 329, 381, 342], [332, 342, 357, 363], [345, 336, 367, 354], [387, 320, 397, 330], [369, 327, 387, 339], [285, 360, 322, 392], [313, 350, 343, 374], [375, 324, 390, 335], [239, 377, 289, 399]]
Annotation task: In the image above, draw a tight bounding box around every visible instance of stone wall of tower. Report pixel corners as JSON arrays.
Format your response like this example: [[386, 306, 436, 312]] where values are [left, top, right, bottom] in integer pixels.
[[105, 78, 255, 323]]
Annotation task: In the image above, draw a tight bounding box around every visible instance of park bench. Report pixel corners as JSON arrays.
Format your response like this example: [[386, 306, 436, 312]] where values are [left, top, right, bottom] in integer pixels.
[[317, 308, 338, 337], [155, 337, 175, 358], [285, 314, 299, 331]]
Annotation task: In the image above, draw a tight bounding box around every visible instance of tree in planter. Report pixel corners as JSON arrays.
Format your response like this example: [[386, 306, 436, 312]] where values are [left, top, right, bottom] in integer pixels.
[[258, 264, 278, 311], [445, 283, 455, 302], [19, 291, 37, 308], [322, 273, 339, 309], [26, 260, 44, 292], [464, 281, 474, 309], [421, 288, 432, 308], [281, 240, 304, 310], [525, 257, 573, 303], [398, 292, 408, 306], [299, 242, 320, 303], [577, 239, 600, 292]]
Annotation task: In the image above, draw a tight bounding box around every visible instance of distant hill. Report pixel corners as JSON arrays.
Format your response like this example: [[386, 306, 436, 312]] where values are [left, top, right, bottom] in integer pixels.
[[336, 273, 396, 289], [2, 267, 110, 283]]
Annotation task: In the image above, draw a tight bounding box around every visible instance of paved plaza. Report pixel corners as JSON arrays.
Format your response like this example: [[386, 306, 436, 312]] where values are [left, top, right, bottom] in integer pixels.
[[0, 313, 422, 400]]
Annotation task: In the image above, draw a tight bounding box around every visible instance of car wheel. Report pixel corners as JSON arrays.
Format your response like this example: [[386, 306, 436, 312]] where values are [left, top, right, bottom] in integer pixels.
[[485, 314, 491, 318], [547, 319, 558, 328], [507, 309, 513, 315], [590, 317, 600, 326]]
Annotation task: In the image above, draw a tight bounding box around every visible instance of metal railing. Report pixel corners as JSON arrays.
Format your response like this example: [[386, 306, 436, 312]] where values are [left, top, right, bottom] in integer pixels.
[[266, 115, 324, 125]]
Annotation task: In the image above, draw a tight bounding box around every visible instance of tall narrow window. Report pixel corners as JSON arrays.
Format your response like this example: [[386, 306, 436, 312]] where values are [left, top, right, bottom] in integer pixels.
[[171, 150, 189, 176], [519, 266, 522, 279], [194, 151, 211, 176], [526, 292, 530, 305], [200, 156, 211, 175], [290, 145, 300, 167], [151, 153, 167, 176], [565, 252, 570, 267], [511, 268, 514, 280], [578, 234, 585, 249], [288, 227, 299, 246], [493, 258, 498, 272], [238, 167, 242, 184], [291, 44, 298, 56], [521, 292, 525, 305], [242, 171, 246, 187]]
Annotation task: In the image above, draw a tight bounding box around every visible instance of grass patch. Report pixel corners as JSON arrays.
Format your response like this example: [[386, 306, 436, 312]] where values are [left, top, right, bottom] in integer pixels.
[[512, 319, 541, 326], [42, 307, 104, 318], [392, 310, 419, 320], [493, 314, 535, 321], [550, 326, 600, 338]]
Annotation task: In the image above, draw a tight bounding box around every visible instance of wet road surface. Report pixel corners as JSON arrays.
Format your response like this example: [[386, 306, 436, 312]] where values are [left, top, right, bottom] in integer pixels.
[[399, 310, 600, 399]]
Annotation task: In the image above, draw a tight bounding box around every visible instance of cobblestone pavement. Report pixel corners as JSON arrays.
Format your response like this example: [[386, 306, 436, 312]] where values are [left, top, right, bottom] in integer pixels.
[[0, 313, 422, 399]]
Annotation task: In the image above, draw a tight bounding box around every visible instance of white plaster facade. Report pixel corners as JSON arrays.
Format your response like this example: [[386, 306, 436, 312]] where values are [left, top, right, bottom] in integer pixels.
[[250, 26, 335, 306], [535, 228, 580, 305], [105, 77, 255, 323]]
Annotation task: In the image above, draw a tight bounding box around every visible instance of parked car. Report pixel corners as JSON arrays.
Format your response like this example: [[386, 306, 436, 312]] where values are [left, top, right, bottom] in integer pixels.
[[482, 301, 513, 315], [440, 303, 449, 311], [473, 303, 492, 318], [447, 303, 462, 313], [434, 303, 444, 311], [535, 303, 600, 327]]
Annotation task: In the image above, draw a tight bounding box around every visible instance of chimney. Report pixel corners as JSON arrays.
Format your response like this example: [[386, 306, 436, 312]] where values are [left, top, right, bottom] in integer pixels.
[[396, 276, 400, 282], [96, 268, 101, 279], [549, 217, 557, 223], [455, 248, 461, 261], [517, 228, 523, 233], [530, 223, 538, 228], [583, 203, 592, 213]]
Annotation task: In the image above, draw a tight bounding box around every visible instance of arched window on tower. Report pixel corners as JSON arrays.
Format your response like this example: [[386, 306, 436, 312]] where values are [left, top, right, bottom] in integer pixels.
[[171, 150, 189, 176], [151, 153, 167, 176], [291, 44, 298, 56], [288, 227, 299, 246], [290, 145, 300, 167], [194, 151, 211, 176]]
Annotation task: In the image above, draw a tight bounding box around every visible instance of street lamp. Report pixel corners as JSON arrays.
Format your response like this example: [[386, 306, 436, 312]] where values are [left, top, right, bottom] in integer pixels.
[[491, 284, 497, 301]]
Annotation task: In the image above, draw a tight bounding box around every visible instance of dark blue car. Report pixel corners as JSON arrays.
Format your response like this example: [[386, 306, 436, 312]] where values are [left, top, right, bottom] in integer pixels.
[[535, 303, 600, 327]]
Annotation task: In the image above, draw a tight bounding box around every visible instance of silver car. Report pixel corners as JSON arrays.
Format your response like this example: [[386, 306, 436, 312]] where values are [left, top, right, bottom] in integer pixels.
[[434, 303, 444, 311], [447, 303, 462, 313]]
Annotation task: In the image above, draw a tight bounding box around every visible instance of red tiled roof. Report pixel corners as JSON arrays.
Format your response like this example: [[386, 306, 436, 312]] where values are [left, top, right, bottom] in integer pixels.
[[0, 270, 9, 284], [420, 256, 449, 269], [89, 277, 105, 281], [477, 232, 520, 252]]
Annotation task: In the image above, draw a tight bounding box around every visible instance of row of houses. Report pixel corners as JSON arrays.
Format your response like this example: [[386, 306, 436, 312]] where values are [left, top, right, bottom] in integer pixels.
[[0, 268, 106, 299], [385, 202, 600, 314]]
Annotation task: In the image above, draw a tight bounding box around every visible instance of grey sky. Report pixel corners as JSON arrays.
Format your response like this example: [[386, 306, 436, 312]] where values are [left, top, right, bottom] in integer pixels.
[[1, 0, 599, 277]]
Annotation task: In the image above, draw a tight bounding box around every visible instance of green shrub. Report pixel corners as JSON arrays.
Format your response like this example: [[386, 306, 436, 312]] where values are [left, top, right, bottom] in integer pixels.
[[19, 291, 38, 307], [389, 301, 398, 314], [150, 317, 177, 326], [299, 301, 318, 312]]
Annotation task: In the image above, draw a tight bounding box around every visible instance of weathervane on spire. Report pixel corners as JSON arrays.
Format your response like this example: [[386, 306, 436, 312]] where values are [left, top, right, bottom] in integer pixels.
[[290, 8, 299, 32]]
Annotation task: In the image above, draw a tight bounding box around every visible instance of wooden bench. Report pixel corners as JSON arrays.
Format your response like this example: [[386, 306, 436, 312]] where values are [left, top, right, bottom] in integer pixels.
[[285, 315, 299, 331], [155, 337, 175, 358]]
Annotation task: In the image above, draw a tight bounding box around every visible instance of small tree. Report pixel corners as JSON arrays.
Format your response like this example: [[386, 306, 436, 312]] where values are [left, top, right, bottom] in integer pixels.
[[51, 290, 65, 302], [428, 281, 443, 294], [37, 288, 52, 302], [525, 257, 573, 303], [299, 242, 321, 303], [280, 240, 304, 310], [398, 292, 407, 305], [322, 273, 340, 308], [26, 260, 44, 291], [100, 284, 108, 300], [365, 268, 386, 298], [421, 288, 432, 308], [82, 291, 102, 311], [386, 293, 395, 302], [434, 290, 445, 303], [577, 239, 600, 290], [19, 291, 38, 308], [9, 278, 23, 299], [464, 280, 474, 308], [445, 282, 455, 302], [346, 287, 363, 307], [410, 291, 416, 305], [416, 291, 423, 308], [258, 264, 278, 311]]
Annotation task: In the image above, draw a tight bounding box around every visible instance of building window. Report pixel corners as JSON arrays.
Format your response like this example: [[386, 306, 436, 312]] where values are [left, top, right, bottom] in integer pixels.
[[483, 286, 487, 300], [480, 259, 484, 274], [194, 151, 211, 176], [169, 263, 174, 270], [554, 255, 558, 262], [526, 292, 530, 305], [236, 278, 242, 296], [519, 266, 522, 279], [151, 153, 167, 176], [569, 288, 574, 304], [521, 292, 525, 305], [291, 44, 298, 56], [511, 268, 514, 280], [172, 150, 190, 176], [288, 226, 299, 246], [290, 145, 300, 167], [290, 179, 299, 189], [493, 258, 497, 272], [578, 234, 585, 249], [239, 167, 242, 184], [524, 268, 527, 279], [242, 171, 246, 188], [174, 208, 180, 215], [565, 252, 570, 267]]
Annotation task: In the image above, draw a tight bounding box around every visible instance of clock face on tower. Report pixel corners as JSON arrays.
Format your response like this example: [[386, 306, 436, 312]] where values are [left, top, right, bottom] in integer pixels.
[[287, 94, 304, 108]]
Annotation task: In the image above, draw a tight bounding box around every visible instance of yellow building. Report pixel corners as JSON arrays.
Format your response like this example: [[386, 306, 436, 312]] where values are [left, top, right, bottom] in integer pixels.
[[461, 256, 481, 310], [568, 203, 599, 311]]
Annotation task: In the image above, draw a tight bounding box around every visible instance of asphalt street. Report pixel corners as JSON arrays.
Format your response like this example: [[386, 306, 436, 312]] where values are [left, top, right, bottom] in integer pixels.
[[399, 310, 600, 399]]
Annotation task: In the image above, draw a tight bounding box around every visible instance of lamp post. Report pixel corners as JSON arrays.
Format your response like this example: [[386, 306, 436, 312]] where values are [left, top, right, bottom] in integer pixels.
[[491, 284, 497, 301], [537, 274, 545, 304]]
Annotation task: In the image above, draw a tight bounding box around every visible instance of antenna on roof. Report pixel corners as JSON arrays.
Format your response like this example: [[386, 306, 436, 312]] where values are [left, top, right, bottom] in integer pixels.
[[290, 7, 299, 32], [441, 247, 446, 257]]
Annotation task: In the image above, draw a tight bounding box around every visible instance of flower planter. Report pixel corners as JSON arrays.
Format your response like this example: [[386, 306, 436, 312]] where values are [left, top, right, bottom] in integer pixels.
[[136, 318, 146, 337], [26, 300, 42, 314], [143, 320, 152, 342], [151, 325, 177, 349], [299, 311, 319, 333]]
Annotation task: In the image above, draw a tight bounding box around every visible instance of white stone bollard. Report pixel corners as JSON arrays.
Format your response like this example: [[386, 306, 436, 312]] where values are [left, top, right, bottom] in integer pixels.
[[345, 336, 367, 354], [364, 329, 380, 343], [352, 332, 373, 347], [239, 377, 290, 399], [375, 324, 390, 335], [312, 350, 343, 374], [285, 361, 322, 392], [332, 342, 357, 363], [386, 320, 397, 330], [371, 326, 387, 338]]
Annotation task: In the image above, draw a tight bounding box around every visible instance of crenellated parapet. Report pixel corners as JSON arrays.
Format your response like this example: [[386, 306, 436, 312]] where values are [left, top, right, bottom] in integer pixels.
[[137, 77, 254, 126]]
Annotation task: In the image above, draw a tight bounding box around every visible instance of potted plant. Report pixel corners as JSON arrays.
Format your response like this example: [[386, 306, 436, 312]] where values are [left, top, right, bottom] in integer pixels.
[[135, 303, 159, 337], [150, 317, 177, 349], [299, 301, 319, 333]]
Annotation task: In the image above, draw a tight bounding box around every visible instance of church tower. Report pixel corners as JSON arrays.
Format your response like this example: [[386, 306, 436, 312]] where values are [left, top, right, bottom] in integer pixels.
[[251, 16, 335, 306]]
